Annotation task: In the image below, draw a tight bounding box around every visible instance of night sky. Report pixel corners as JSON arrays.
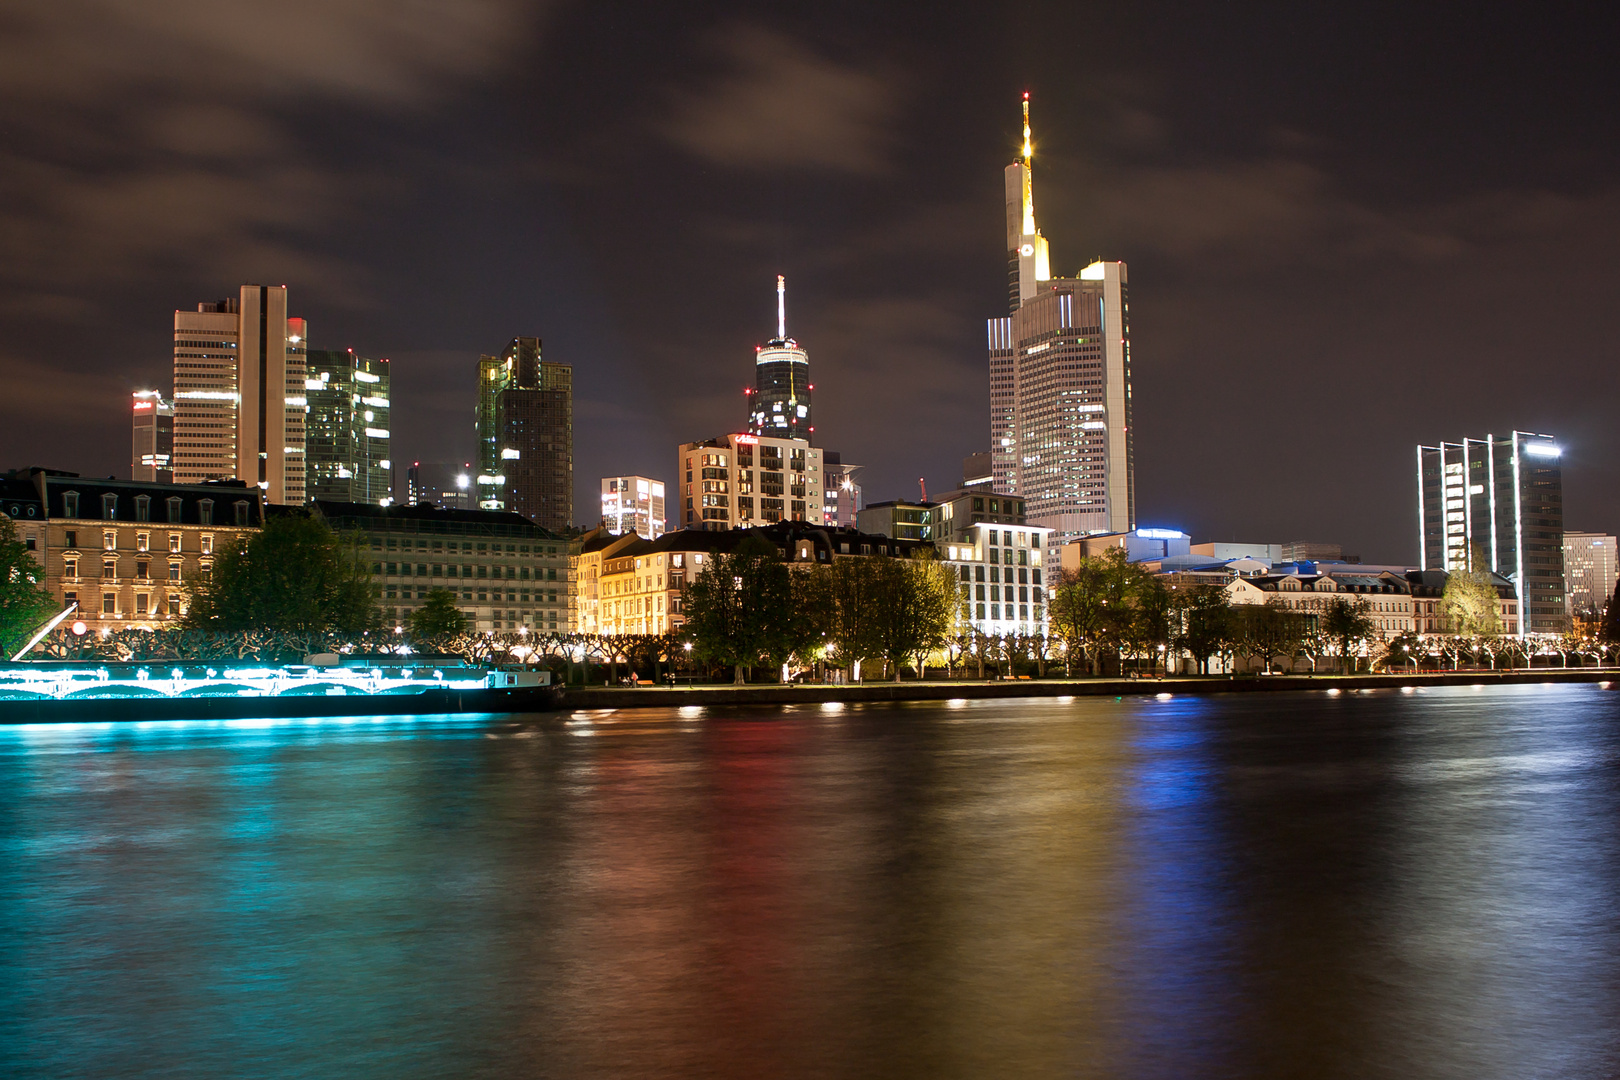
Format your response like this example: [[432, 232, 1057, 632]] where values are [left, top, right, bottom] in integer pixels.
[[3, 3, 1617, 562]]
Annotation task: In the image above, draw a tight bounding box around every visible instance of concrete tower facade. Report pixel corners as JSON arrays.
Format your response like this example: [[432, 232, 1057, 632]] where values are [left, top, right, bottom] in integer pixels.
[[170, 285, 306, 504], [987, 96, 1134, 564]]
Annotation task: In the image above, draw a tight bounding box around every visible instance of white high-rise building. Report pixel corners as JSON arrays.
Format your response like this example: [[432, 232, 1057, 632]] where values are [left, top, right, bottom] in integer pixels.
[[601, 475, 666, 539], [988, 95, 1133, 569], [171, 285, 306, 504], [677, 433, 823, 531]]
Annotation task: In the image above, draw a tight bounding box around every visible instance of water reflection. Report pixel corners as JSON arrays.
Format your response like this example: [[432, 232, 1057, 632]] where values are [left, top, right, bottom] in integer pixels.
[[1, 687, 1617, 1078]]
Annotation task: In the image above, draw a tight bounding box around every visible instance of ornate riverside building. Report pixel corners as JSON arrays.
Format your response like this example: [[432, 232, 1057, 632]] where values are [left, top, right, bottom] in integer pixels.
[[2, 469, 262, 633]]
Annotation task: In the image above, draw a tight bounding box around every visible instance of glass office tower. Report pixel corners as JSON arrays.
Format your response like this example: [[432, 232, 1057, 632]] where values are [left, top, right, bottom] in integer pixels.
[[1417, 430, 1567, 635]]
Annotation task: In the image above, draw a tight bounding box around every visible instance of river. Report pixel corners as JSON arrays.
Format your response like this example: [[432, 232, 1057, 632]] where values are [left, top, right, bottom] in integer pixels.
[[3, 685, 1618, 1078]]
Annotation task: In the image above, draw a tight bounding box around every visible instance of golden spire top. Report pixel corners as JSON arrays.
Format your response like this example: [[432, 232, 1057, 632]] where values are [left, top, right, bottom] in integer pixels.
[[1021, 91, 1032, 166]]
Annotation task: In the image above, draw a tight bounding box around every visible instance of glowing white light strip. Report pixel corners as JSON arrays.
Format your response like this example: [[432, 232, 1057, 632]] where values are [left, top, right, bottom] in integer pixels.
[[9, 603, 77, 662], [0, 664, 506, 701]]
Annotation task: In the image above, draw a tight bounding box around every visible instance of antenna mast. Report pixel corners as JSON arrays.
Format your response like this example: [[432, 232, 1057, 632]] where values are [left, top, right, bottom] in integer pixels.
[[777, 275, 786, 340]]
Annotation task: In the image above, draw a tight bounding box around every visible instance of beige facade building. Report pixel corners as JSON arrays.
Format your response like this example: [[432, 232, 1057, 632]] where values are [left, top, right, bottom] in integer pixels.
[[172, 285, 307, 504], [1227, 571, 1419, 637], [3, 470, 262, 634], [573, 523, 932, 638], [313, 501, 571, 635], [676, 433, 823, 530]]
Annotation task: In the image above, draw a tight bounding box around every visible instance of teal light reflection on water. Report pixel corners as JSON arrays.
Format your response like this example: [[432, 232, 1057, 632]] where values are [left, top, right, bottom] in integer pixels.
[[2, 688, 1619, 1079]]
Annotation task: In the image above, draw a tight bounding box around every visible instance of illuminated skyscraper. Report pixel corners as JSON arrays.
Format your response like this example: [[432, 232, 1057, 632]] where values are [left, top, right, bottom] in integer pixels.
[[170, 285, 306, 504], [130, 391, 173, 483], [601, 475, 666, 539], [1417, 431, 1567, 635], [987, 96, 1133, 562], [1563, 531, 1617, 620], [747, 276, 813, 440], [305, 349, 392, 504], [475, 337, 573, 531]]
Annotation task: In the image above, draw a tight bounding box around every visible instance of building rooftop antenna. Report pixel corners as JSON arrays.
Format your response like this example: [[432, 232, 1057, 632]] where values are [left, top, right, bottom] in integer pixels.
[[1022, 91, 1032, 167], [777, 274, 787, 340]]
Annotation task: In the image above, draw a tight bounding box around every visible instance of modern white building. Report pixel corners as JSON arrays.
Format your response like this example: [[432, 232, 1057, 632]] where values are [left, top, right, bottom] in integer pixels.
[[601, 475, 666, 539], [171, 285, 307, 504], [1564, 531, 1618, 620], [940, 521, 1052, 637], [988, 96, 1133, 561], [676, 433, 823, 531]]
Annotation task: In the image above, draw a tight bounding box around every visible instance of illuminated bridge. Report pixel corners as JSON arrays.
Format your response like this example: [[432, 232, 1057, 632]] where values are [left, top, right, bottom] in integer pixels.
[[0, 665, 533, 703]]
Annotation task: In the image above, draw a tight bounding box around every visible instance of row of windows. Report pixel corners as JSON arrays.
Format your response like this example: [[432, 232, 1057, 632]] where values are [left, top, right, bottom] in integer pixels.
[[371, 536, 560, 555], [967, 583, 1043, 604], [973, 602, 1042, 624], [63, 558, 192, 581], [58, 530, 217, 554], [61, 588, 183, 618], [388, 586, 559, 605], [376, 562, 559, 581], [54, 492, 250, 526]]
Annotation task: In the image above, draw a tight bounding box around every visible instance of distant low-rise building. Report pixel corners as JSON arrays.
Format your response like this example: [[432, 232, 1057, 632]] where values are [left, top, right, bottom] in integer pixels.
[[313, 501, 571, 634], [1280, 541, 1352, 563], [404, 462, 474, 511], [1189, 542, 1283, 563], [1060, 528, 1191, 569]]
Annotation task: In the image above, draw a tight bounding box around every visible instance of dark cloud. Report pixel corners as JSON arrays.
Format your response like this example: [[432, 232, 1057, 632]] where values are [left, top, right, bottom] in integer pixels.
[[2, 2, 1619, 563], [662, 24, 903, 175], [0, 0, 548, 300]]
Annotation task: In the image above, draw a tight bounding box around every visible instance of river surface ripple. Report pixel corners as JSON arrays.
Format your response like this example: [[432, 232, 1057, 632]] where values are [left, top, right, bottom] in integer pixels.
[[3, 684, 1619, 1079]]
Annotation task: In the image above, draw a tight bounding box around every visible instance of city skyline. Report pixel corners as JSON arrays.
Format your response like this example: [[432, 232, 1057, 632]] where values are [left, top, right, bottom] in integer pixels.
[[2, 7, 1618, 561]]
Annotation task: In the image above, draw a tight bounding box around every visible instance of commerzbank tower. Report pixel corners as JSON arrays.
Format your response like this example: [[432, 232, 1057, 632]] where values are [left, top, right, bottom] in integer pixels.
[[988, 94, 1134, 562]]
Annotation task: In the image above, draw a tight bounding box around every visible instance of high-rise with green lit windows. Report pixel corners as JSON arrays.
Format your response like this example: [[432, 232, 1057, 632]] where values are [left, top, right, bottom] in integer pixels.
[[305, 349, 392, 504], [475, 337, 573, 531]]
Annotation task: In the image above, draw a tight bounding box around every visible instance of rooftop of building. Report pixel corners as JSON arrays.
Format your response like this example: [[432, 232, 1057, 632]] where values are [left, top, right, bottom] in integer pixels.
[[310, 500, 564, 539]]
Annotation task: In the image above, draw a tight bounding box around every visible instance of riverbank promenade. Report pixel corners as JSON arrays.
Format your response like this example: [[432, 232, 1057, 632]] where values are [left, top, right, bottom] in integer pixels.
[[563, 669, 1615, 709]]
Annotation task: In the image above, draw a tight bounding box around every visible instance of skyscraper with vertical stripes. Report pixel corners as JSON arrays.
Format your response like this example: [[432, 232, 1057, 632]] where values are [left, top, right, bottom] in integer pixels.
[[987, 95, 1133, 563], [1416, 431, 1567, 635], [170, 284, 306, 504]]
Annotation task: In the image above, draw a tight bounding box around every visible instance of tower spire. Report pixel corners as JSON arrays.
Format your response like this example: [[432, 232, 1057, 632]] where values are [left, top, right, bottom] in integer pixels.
[[1021, 91, 1032, 167], [777, 274, 787, 340], [1020, 92, 1036, 238]]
